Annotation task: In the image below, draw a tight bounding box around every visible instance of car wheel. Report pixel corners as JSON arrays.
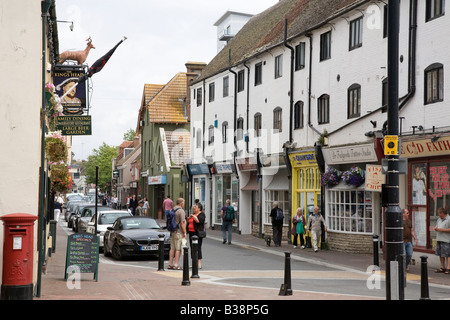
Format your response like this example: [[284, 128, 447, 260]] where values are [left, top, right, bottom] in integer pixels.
[[112, 242, 123, 260]]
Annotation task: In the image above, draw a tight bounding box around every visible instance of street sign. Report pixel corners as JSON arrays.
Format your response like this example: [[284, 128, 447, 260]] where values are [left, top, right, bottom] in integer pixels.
[[384, 135, 398, 155]]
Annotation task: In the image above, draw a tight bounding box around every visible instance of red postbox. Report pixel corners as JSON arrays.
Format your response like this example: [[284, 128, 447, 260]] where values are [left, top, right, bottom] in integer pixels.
[[1, 213, 38, 300]]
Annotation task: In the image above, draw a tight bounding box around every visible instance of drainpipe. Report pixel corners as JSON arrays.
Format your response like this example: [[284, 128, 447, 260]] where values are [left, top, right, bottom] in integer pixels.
[[284, 19, 294, 144], [399, 0, 417, 110], [244, 61, 250, 154], [202, 79, 206, 155], [283, 19, 295, 241], [229, 49, 239, 181], [37, 0, 52, 298]]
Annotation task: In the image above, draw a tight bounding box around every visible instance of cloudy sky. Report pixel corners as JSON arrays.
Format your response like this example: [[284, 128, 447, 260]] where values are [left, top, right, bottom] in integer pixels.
[[55, 0, 278, 160]]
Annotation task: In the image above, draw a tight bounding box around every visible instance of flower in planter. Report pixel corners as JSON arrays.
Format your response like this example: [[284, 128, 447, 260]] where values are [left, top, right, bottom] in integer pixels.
[[50, 162, 73, 193], [45, 133, 68, 163], [321, 166, 341, 187], [341, 166, 365, 187]]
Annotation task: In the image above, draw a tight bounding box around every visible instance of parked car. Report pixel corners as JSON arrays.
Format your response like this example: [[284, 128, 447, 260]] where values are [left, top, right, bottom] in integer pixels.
[[74, 205, 111, 233], [103, 216, 170, 260], [68, 202, 91, 228], [86, 210, 132, 250], [64, 199, 85, 222]]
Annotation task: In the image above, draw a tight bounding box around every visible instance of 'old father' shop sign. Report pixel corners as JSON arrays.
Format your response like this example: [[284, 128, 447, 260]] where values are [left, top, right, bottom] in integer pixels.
[[65, 233, 99, 281]]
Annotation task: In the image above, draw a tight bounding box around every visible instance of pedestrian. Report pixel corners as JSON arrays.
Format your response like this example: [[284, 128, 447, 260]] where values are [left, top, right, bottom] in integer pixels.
[[291, 208, 306, 249], [307, 206, 327, 252], [129, 194, 138, 215], [102, 195, 107, 206], [402, 208, 418, 272], [221, 199, 234, 244], [270, 202, 284, 247], [136, 200, 145, 216], [168, 198, 186, 270], [53, 195, 63, 223], [187, 202, 206, 269], [162, 195, 173, 219], [434, 207, 450, 274], [142, 197, 149, 216]]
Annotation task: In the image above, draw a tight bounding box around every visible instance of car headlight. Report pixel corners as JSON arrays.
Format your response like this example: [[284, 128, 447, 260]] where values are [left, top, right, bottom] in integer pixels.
[[117, 236, 133, 245]]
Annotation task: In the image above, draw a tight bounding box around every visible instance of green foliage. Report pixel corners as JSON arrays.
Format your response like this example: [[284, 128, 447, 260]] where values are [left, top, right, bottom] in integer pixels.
[[123, 128, 136, 141], [83, 142, 118, 192]]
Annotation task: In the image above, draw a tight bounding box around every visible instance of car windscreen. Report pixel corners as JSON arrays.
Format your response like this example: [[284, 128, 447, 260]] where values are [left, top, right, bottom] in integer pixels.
[[121, 218, 160, 230], [98, 213, 129, 224]]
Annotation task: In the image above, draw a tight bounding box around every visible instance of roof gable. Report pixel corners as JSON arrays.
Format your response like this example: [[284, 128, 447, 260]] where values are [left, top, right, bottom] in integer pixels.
[[148, 72, 187, 124]]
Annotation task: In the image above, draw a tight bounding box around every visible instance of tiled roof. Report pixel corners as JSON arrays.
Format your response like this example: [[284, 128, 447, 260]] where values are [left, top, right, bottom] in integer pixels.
[[148, 72, 188, 124], [143, 84, 165, 105], [194, 0, 365, 83]]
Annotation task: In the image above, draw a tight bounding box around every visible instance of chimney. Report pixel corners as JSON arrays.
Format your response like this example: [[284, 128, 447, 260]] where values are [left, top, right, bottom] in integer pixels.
[[185, 61, 207, 122]]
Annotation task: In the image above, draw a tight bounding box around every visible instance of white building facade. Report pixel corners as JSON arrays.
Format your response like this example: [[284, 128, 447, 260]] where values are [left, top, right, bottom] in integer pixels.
[[190, 0, 450, 255]]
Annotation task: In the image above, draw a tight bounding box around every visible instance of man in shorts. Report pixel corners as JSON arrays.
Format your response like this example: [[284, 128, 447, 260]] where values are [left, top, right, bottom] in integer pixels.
[[434, 207, 450, 274], [168, 198, 186, 270]]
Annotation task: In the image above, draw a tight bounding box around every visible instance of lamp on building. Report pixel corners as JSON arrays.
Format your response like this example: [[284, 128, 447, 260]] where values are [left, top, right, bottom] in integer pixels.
[[57, 20, 74, 31]]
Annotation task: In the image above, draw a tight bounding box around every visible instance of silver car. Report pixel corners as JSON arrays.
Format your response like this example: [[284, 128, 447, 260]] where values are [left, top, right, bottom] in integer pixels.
[[86, 210, 133, 249]]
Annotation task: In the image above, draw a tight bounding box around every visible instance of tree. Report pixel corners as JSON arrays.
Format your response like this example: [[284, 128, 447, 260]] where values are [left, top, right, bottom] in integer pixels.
[[123, 128, 136, 141], [83, 142, 118, 192]]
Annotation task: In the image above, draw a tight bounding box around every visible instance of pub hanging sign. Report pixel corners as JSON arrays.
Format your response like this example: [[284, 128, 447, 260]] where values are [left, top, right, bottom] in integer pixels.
[[56, 115, 92, 136], [53, 65, 87, 115]]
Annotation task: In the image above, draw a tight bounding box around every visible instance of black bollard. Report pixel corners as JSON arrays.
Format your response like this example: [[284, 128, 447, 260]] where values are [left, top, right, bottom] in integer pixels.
[[191, 235, 200, 279], [279, 251, 293, 296], [181, 246, 190, 286], [157, 234, 165, 271], [420, 255, 430, 300], [373, 234, 379, 267]]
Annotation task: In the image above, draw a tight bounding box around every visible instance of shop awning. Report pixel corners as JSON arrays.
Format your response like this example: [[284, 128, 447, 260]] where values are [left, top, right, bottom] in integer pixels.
[[242, 172, 259, 191], [265, 170, 289, 191]]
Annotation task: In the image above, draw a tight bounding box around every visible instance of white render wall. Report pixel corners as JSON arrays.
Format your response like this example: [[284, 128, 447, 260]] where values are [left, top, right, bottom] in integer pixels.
[[0, 0, 43, 286]]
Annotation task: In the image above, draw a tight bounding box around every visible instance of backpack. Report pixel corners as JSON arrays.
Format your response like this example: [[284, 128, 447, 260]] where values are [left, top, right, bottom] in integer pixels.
[[274, 208, 284, 221], [224, 205, 234, 221], [166, 208, 180, 232]]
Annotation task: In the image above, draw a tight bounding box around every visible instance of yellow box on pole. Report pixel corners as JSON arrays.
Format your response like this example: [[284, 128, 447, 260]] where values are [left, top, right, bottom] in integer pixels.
[[384, 135, 398, 155]]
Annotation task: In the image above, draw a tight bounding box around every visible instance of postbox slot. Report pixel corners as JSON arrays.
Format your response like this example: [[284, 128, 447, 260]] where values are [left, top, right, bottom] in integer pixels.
[[9, 228, 26, 234]]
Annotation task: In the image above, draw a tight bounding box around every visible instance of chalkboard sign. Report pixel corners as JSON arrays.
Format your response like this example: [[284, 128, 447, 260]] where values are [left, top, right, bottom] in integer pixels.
[[65, 233, 99, 281]]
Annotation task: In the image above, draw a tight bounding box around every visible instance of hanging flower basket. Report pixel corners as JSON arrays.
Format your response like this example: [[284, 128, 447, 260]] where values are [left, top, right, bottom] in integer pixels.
[[45, 133, 68, 163], [321, 166, 341, 187], [341, 166, 365, 187], [50, 162, 73, 193]]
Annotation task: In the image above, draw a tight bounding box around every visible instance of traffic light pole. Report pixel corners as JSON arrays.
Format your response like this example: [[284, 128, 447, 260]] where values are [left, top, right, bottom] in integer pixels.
[[385, 0, 404, 300]]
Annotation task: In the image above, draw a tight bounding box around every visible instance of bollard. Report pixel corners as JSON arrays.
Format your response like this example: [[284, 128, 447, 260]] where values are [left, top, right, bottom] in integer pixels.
[[372, 234, 379, 267], [157, 234, 165, 271], [279, 251, 293, 296], [420, 255, 430, 300], [191, 235, 200, 279], [181, 247, 190, 286]]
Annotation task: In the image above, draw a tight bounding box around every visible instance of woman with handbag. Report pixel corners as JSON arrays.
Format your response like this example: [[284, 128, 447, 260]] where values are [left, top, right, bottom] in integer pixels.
[[291, 208, 306, 249], [187, 202, 206, 268]]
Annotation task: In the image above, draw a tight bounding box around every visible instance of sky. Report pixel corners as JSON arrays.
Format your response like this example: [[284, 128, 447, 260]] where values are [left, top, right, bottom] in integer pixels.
[[55, 0, 278, 161]]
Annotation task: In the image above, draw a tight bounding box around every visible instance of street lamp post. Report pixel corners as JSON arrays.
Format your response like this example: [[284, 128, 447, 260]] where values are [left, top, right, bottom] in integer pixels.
[[385, 0, 404, 300]]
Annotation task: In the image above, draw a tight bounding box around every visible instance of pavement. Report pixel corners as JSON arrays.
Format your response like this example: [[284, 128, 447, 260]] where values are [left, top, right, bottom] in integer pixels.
[[33, 220, 450, 302]]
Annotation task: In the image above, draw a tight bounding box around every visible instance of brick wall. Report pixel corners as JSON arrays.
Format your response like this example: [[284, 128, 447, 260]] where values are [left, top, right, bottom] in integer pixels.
[[327, 232, 373, 254]]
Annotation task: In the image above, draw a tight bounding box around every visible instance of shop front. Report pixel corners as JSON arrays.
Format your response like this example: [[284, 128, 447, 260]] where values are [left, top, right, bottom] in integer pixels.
[[401, 134, 450, 253], [321, 143, 383, 253], [212, 162, 239, 230], [237, 157, 259, 235], [261, 154, 290, 239], [289, 149, 321, 221], [186, 163, 211, 216], [148, 175, 167, 219]]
